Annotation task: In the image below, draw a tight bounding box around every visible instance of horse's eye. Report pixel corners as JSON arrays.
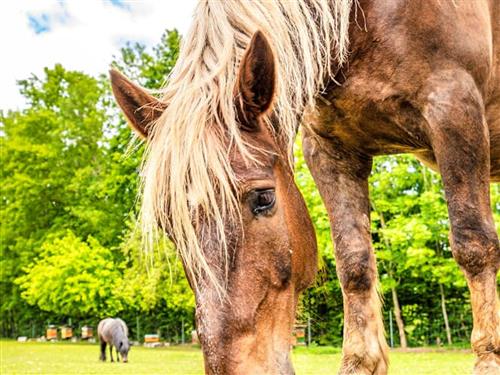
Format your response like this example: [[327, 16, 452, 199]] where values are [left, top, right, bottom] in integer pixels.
[[249, 189, 276, 215]]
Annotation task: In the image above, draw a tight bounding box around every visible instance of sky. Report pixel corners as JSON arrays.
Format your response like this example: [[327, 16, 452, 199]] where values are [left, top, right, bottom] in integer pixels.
[[1, 0, 197, 111]]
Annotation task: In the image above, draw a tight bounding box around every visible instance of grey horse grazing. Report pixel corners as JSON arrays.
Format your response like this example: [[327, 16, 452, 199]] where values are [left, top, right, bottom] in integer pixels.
[[97, 318, 130, 363]]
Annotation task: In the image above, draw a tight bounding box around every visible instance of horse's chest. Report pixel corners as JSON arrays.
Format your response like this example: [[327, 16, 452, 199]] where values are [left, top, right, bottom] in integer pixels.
[[306, 78, 431, 156]]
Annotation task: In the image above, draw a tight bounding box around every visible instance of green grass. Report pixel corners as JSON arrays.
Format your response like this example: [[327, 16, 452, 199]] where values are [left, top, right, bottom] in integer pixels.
[[0, 340, 474, 374]]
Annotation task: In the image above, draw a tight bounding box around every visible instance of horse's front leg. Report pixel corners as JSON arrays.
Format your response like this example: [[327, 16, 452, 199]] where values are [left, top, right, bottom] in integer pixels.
[[423, 69, 500, 374], [303, 131, 388, 375], [109, 344, 114, 362]]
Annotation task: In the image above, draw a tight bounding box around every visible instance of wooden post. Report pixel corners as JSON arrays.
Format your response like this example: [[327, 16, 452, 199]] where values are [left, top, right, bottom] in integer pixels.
[[439, 283, 452, 345], [136, 316, 140, 343], [181, 318, 185, 344], [307, 314, 311, 346], [389, 309, 394, 348]]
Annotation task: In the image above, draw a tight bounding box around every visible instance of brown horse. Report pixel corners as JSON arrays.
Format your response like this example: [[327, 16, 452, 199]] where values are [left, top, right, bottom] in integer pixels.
[[110, 0, 499, 374]]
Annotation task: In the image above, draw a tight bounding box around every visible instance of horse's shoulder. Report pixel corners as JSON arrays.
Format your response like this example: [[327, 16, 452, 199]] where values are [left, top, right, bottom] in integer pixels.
[[116, 318, 129, 335]]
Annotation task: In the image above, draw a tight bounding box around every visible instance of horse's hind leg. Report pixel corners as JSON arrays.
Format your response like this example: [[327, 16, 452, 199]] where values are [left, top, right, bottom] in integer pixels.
[[109, 344, 114, 362], [99, 340, 106, 361], [423, 69, 500, 374], [303, 131, 388, 375]]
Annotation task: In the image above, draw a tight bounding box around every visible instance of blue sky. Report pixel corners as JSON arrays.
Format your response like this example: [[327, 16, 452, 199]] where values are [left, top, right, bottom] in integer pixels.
[[1, 0, 196, 111], [28, 13, 53, 34]]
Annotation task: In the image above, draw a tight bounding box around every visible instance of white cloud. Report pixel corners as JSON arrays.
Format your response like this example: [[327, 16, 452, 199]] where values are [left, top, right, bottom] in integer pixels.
[[1, 0, 197, 111]]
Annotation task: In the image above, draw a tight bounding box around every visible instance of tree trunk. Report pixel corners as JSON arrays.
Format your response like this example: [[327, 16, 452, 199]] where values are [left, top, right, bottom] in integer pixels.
[[391, 286, 408, 349], [375, 206, 408, 349], [439, 283, 452, 345]]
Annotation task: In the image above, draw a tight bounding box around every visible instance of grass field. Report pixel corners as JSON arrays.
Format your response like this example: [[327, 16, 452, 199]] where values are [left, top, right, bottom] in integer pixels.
[[0, 340, 474, 374]]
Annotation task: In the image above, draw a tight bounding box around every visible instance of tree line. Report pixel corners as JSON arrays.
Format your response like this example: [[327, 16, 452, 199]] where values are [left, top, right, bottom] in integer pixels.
[[1, 30, 498, 347]]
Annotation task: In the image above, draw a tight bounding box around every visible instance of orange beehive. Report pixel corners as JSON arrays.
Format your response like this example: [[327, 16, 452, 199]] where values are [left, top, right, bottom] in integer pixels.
[[46, 326, 57, 340], [144, 334, 160, 343]]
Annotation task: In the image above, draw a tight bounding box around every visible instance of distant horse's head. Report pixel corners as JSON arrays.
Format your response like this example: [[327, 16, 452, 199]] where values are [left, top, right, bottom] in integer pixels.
[[111, 31, 317, 373], [117, 339, 130, 363]]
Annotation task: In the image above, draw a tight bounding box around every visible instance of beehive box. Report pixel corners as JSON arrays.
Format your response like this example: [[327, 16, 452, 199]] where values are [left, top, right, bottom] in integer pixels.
[[46, 326, 57, 340], [60, 326, 73, 339], [81, 326, 93, 339], [144, 334, 160, 343], [293, 325, 306, 346]]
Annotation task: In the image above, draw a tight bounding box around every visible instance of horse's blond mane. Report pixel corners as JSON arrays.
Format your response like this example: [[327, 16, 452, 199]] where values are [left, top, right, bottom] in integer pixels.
[[141, 0, 353, 295]]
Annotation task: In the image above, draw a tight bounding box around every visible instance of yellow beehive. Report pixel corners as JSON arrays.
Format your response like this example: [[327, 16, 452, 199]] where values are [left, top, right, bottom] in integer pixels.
[[60, 326, 73, 339], [81, 326, 93, 339]]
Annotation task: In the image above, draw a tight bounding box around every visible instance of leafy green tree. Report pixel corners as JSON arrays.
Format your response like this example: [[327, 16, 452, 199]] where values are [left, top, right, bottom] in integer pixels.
[[0, 30, 183, 335], [17, 232, 124, 318], [1, 65, 109, 334], [370, 155, 468, 346], [111, 29, 180, 89], [118, 223, 195, 341]]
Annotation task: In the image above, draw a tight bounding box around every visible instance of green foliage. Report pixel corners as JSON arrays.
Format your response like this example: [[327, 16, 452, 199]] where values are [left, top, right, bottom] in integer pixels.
[[369, 155, 472, 346], [111, 30, 180, 89], [1, 30, 193, 340], [1, 64, 111, 335], [119, 221, 195, 323], [16, 232, 124, 317]]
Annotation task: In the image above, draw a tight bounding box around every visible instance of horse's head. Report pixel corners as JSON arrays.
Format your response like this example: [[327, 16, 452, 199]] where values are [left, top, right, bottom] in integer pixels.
[[118, 339, 130, 363], [111, 31, 317, 374]]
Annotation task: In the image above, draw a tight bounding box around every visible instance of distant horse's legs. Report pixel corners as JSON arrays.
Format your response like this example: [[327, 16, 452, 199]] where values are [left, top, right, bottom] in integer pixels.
[[423, 70, 500, 374], [303, 131, 388, 375], [109, 344, 114, 362], [99, 340, 106, 361]]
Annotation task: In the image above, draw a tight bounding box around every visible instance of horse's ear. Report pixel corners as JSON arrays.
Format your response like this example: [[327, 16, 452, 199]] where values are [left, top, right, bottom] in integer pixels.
[[236, 31, 276, 128], [109, 69, 167, 140]]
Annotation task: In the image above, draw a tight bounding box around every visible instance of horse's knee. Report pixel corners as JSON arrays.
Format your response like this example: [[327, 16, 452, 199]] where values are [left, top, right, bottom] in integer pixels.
[[337, 249, 375, 292], [451, 225, 500, 276]]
